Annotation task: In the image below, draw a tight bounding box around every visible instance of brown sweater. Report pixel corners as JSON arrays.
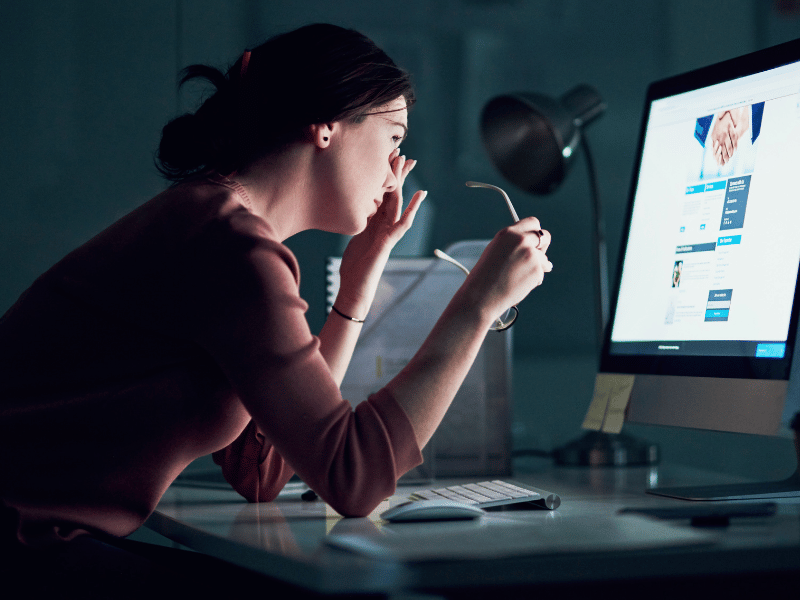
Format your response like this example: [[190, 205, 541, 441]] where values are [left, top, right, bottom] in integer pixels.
[[0, 175, 422, 546]]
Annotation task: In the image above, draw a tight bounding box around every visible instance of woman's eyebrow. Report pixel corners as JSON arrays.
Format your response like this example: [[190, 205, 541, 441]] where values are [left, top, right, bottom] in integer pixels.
[[387, 119, 408, 141]]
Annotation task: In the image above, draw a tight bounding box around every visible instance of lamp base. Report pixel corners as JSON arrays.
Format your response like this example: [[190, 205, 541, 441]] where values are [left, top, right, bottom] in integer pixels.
[[553, 431, 659, 467]]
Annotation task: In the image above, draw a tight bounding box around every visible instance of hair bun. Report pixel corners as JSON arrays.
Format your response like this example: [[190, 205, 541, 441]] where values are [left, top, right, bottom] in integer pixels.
[[156, 113, 207, 179]]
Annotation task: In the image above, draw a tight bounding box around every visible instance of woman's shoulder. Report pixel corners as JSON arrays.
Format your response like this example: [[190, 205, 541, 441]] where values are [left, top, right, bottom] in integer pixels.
[[160, 176, 272, 241], [167, 177, 300, 283]]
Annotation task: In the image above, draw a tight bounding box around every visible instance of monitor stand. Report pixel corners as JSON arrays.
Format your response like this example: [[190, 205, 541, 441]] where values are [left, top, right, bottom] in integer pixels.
[[647, 470, 800, 500], [648, 426, 800, 500], [553, 431, 659, 466]]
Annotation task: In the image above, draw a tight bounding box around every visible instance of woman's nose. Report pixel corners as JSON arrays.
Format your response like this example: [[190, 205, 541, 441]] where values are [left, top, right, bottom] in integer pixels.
[[383, 163, 399, 193]]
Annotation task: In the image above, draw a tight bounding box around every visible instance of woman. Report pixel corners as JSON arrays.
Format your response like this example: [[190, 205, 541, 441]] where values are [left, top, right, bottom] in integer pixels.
[[0, 23, 551, 554]]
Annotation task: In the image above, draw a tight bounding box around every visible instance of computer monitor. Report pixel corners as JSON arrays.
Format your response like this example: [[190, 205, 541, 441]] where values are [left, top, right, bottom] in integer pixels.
[[601, 38, 800, 500]]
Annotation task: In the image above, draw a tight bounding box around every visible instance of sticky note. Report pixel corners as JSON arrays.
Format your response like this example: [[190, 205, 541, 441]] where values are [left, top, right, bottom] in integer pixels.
[[581, 376, 611, 431], [601, 375, 635, 433], [581, 373, 636, 433]]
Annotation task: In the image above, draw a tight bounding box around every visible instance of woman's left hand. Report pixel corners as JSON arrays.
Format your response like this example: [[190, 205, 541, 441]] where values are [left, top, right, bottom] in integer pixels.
[[336, 152, 427, 319]]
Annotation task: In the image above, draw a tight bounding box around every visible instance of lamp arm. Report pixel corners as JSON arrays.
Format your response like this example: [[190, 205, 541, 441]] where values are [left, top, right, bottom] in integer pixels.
[[581, 136, 610, 349]]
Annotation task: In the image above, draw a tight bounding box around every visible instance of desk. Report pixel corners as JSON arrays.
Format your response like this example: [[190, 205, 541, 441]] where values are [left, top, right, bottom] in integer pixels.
[[145, 462, 800, 598]]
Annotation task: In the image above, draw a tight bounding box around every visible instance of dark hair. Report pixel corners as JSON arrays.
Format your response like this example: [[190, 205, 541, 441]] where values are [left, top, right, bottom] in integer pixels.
[[156, 23, 415, 181]]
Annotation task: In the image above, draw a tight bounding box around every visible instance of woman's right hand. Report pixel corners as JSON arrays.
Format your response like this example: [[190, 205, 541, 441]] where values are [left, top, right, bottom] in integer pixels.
[[461, 216, 552, 324], [384, 215, 550, 449]]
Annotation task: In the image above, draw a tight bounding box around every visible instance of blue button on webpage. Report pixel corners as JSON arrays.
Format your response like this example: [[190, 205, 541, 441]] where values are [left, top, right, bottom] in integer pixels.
[[717, 235, 742, 246], [755, 343, 786, 358], [704, 309, 729, 321]]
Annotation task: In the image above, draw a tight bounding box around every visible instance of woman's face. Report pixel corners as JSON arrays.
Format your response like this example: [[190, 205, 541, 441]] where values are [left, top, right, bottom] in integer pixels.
[[321, 96, 408, 234]]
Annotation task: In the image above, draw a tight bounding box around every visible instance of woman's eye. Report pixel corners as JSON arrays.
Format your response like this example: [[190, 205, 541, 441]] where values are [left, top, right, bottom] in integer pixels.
[[392, 135, 403, 146]]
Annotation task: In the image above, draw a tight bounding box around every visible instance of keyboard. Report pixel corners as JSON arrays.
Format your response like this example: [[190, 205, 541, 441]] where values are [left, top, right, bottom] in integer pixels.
[[409, 480, 561, 510]]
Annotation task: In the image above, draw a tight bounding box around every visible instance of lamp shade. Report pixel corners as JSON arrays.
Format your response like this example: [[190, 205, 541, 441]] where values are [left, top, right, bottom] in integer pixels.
[[480, 85, 605, 195]]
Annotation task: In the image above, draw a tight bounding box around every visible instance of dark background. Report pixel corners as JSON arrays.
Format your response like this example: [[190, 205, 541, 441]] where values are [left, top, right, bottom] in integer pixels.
[[3, 0, 799, 480]]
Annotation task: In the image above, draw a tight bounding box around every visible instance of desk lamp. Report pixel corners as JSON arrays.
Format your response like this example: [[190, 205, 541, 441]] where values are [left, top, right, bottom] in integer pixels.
[[480, 85, 658, 466]]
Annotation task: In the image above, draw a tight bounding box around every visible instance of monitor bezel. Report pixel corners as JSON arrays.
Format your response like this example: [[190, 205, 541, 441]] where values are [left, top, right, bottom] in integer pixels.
[[599, 38, 800, 381]]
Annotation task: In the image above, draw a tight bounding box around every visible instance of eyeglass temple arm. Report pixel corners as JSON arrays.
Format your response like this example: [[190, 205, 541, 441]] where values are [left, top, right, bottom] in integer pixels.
[[465, 181, 520, 223], [433, 249, 511, 330], [433, 249, 470, 276]]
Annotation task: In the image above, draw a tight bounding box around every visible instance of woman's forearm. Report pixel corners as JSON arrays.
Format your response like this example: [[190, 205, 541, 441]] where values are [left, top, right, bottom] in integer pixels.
[[318, 282, 493, 445], [384, 284, 495, 449], [323, 215, 551, 447], [318, 307, 364, 387]]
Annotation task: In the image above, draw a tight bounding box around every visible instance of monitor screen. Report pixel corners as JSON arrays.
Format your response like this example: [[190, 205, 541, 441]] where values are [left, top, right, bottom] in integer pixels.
[[599, 40, 800, 499]]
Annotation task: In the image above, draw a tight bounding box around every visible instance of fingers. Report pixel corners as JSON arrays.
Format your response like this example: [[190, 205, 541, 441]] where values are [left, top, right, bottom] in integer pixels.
[[511, 215, 542, 232], [469, 217, 554, 312], [730, 128, 740, 151], [402, 157, 417, 179], [713, 132, 733, 165], [391, 149, 403, 175], [536, 228, 551, 253], [385, 153, 420, 224], [384, 152, 405, 220], [509, 216, 550, 252], [719, 130, 737, 165], [390, 150, 417, 182], [389, 150, 410, 181], [500, 217, 552, 283], [723, 130, 734, 161], [711, 111, 743, 166], [396, 189, 427, 232]]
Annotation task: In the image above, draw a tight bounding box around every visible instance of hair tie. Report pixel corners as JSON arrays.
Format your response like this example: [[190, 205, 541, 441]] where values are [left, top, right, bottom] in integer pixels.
[[240, 50, 251, 78]]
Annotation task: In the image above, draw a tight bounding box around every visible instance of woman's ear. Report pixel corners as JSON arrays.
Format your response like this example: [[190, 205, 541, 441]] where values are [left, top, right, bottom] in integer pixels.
[[309, 123, 334, 149]]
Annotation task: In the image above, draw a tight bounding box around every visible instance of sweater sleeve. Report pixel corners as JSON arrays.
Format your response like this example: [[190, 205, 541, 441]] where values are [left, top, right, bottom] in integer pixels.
[[211, 420, 296, 504], [194, 217, 422, 516]]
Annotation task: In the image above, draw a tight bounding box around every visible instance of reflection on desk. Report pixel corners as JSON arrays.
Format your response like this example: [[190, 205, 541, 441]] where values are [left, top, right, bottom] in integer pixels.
[[325, 512, 709, 560], [146, 464, 800, 597]]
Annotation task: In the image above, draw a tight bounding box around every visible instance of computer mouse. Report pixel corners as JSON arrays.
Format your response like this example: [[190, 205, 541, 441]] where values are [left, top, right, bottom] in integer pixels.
[[380, 499, 486, 523]]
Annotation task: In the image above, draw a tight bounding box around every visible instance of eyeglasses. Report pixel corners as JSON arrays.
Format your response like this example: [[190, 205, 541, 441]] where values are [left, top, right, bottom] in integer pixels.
[[434, 181, 521, 332]]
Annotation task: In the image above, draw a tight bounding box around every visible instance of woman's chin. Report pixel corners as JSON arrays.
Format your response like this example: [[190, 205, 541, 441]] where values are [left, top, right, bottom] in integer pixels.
[[350, 225, 368, 237], [317, 215, 365, 236], [348, 215, 372, 236], [334, 220, 367, 237]]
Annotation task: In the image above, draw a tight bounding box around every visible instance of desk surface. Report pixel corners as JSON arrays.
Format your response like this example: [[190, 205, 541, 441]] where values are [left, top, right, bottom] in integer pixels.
[[146, 462, 800, 597]]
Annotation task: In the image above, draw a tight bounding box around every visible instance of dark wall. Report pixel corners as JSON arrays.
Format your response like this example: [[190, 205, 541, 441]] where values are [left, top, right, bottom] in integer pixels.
[[3, 0, 797, 355], [2, 1, 799, 478]]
